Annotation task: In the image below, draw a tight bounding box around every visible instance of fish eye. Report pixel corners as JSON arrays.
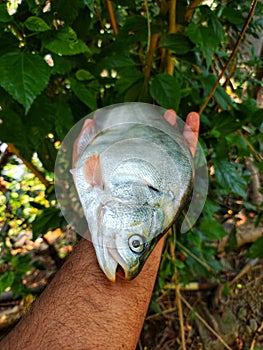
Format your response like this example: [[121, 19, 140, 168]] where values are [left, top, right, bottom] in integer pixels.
[[128, 234, 146, 254]]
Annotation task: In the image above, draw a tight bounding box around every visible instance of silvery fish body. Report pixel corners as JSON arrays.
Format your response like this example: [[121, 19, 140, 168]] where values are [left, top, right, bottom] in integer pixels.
[[70, 103, 194, 281]]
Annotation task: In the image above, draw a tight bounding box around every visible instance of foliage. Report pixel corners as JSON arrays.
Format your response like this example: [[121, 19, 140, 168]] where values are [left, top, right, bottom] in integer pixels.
[[0, 0, 262, 299]]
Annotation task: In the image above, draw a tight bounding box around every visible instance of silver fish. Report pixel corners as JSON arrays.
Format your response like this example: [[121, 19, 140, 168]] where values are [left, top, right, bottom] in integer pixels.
[[69, 103, 194, 281]]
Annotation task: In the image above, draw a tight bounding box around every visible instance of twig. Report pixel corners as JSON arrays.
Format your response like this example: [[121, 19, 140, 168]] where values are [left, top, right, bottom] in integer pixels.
[[176, 241, 215, 273], [143, 33, 160, 79], [167, 0, 176, 75], [146, 306, 177, 321], [249, 321, 263, 350], [185, 0, 204, 22], [237, 130, 262, 162], [164, 281, 218, 291], [199, 0, 259, 115], [176, 285, 186, 350], [180, 295, 233, 350], [7, 143, 50, 188], [230, 258, 259, 285], [144, 0, 151, 53], [105, 0, 118, 35]]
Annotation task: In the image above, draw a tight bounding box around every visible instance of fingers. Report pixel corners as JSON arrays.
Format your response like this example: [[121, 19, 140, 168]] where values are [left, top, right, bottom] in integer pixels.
[[163, 109, 177, 126], [183, 112, 200, 157]]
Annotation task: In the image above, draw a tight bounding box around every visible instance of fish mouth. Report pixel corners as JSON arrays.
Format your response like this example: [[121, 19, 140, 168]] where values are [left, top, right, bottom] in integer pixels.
[[94, 243, 140, 282]]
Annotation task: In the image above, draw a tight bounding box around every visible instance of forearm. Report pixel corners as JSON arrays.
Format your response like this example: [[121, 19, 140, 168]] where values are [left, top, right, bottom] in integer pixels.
[[0, 237, 164, 350]]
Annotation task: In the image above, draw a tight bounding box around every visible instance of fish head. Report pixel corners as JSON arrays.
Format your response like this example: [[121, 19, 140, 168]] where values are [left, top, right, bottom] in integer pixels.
[[86, 179, 185, 281]]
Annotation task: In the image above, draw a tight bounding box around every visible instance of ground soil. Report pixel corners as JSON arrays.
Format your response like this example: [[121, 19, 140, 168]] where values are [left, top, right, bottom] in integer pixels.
[[137, 252, 263, 350]]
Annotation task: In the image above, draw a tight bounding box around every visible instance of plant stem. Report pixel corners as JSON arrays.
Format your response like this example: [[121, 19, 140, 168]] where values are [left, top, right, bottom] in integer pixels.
[[166, 0, 176, 75], [185, 0, 204, 22], [105, 0, 118, 36], [8, 143, 50, 188], [143, 33, 160, 79], [144, 0, 151, 53], [199, 0, 259, 115], [176, 285, 186, 350]]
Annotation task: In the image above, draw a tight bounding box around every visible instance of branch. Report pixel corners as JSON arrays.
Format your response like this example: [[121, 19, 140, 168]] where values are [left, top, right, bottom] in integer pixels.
[[185, 0, 204, 22], [176, 286, 186, 350], [8, 143, 50, 188], [199, 0, 259, 115], [166, 0, 176, 75], [181, 295, 234, 350], [105, 0, 118, 36], [144, 0, 151, 53], [143, 33, 160, 80]]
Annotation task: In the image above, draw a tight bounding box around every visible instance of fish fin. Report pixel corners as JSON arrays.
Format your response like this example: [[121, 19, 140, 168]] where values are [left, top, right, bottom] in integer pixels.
[[84, 154, 103, 187], [72, 119, 96, 167], [163, 109, 177, 126], [184, 112, 200, 157]]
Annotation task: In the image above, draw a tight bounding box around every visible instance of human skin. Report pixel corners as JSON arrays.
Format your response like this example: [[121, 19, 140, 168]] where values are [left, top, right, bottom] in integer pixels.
[[0, 238, 165, 350], [0, 112, 199, 350]]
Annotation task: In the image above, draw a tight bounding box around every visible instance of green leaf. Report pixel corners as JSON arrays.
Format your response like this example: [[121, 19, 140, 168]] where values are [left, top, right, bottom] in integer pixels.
[[75, 69, 95, 81], [44, 27, 89, 56], [84, 0, 94, 11], [31, 207, 63, 240], [213, 159, 247, 197], [115, 69, 143, 94], [98, 55, 136, 71], [51, 55, 78, 74], [200, 75, 233, 109], [247, 236, 263, 259], [211, 111, 243, 137], [0, 51, 51, 112], [0, 272, 15, 293], [251, 108, 263, 128], [199, 219, 227, 240], [203, 199, 221, 219], [25, 16, 50, 32], [188, 22, 223, 67], [54, 102, 74, 139], [118, 15, 148, 43], [51, 0, 85, 25], [124, 79, 151, 103], [210, 16, 224, 43], [11, 254, 32, 274], [26, 95, 55, 149], [225, 133, 250, 157], [160, 33, 193, 54], [37, 138, 57, 172], [150, 73, 181, 110], [0, 4, 12, 22], [70, 78, 97, 110], [223, 8, 245, 25]]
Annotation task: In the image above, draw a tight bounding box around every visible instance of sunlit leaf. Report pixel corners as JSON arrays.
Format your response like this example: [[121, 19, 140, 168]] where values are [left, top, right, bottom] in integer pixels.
[[43, 27, 89, 56], [0, 51, 51, 112], [25, 16, 50, 32]]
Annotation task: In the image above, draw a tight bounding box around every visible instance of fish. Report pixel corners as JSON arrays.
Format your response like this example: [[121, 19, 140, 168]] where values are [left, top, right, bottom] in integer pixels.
[[68, 103, 195, 282]]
